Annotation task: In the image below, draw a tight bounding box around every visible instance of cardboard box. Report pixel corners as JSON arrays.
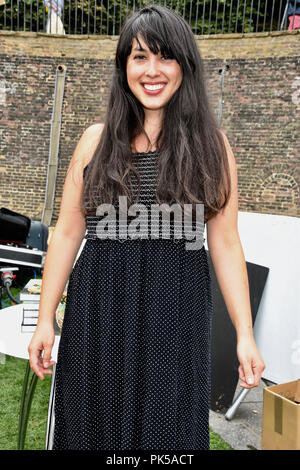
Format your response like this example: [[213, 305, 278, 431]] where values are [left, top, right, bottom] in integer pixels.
[[262, 379, 300, 450]]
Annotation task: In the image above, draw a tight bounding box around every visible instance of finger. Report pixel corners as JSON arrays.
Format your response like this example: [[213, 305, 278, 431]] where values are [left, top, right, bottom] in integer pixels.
[[238, 364, 257, 388], [30, 348, 50, 378], [239, 382, 253, 389], [238, 364, 247, 382], [239, 377, 257, 389], [238, 364, 245, 377], [29, 349, 45, 380], [238, 366, 252, 388], [46, 360, 56, 366], [242, 362, 255, 385], [41, 360, 56, 374], [248, 361, 264, 387], [41, 368, 54, 375], [43, 345, 53, 368], [252, 367, 261, 386]]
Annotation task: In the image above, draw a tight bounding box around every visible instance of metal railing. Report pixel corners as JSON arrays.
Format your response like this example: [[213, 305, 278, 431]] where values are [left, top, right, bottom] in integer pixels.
[[0, 0, 298, 36]]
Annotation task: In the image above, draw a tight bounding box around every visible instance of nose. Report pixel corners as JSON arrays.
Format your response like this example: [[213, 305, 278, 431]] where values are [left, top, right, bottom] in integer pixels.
[[145, 56, 161, 77]]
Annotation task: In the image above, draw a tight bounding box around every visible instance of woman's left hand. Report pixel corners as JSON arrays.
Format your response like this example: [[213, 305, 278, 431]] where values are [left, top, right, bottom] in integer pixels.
[[236, 336, 266, 389]]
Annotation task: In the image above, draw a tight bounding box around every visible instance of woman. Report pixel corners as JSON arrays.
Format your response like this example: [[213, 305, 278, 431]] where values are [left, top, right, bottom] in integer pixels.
[[28, 5, 265, 450]]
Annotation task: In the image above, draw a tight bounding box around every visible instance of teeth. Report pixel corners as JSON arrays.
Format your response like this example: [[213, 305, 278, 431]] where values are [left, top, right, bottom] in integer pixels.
[[143, 84, 165, 91]]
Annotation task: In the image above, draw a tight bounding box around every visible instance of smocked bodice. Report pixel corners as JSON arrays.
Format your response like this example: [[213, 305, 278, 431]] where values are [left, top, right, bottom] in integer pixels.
[[83, 151, 205, 246]]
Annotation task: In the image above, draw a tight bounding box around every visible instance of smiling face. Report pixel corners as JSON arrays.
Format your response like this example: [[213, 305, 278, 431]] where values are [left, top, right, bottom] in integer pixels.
[[126, 35, 183, 112]]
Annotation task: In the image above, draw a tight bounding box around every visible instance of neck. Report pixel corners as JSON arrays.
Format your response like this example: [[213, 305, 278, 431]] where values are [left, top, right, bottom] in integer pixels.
[[143, 107, 164, 135]]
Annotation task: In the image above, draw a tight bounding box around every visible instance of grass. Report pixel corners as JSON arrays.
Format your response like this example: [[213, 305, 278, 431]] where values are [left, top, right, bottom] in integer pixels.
[[0, 354, 233, 451], [210, 429, 233, 450], [0, 282, 233, 451], [0, 355, 52, 450]]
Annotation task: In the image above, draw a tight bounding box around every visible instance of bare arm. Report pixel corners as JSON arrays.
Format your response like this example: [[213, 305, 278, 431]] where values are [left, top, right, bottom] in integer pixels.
[[28, 123, 104, 379], [207, 131, 252, 340], [37, 123, 103, 327], [206, 131, 265, 388]]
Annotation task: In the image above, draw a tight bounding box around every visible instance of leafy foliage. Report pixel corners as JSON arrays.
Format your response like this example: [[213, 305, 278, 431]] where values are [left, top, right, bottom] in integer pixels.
[[0, 0, 286, 35]]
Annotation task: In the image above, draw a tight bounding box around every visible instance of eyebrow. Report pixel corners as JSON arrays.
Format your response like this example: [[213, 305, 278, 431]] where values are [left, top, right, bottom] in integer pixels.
[[133, 47, 147, 52]]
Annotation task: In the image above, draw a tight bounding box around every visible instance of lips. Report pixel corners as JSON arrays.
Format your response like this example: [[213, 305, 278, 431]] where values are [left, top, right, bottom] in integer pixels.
[[141, 83, 166, 95], [141, 82, 167, 85]]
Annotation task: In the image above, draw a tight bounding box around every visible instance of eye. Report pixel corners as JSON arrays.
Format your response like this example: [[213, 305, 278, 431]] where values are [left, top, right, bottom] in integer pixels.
[[134, 55, 146, 60], [160, 51, 173, 60]]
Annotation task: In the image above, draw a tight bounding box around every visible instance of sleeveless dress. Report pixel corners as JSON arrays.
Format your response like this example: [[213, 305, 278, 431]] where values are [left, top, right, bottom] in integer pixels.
[[52, 149, 213, 451]]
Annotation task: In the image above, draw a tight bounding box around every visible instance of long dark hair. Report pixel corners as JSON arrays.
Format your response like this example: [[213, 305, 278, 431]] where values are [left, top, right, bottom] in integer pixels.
[[82, 5, 231, 223]]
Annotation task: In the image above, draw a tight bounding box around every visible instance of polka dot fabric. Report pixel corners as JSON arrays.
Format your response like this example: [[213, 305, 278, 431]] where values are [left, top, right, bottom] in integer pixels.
[[52, 150, 213, 450]]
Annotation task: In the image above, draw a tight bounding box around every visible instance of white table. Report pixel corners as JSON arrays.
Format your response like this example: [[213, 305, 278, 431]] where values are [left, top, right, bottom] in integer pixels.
[[0, 303, 60, 450], [0, 303, 60, 361]]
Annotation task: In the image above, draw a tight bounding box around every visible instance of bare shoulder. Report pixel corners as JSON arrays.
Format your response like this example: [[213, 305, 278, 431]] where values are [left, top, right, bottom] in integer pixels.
[[82, 123, 105, 166], [66, 123, 105, 182], [218, 128, 229, 147], [86, 122, 105, 136], [218, 129, 234, 158], [206, 129, 239, 247]]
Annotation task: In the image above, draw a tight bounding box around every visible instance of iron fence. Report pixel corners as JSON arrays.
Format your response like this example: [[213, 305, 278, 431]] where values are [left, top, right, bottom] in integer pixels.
[[0, 0, 298, 36]]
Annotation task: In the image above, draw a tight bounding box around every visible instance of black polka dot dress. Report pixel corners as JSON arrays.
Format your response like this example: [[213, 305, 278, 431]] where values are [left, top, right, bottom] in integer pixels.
[[52, 150, 213, 451]]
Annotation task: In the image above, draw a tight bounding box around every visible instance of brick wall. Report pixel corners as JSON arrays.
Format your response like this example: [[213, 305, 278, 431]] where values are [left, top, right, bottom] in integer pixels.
[[0, 30, 299, 228]]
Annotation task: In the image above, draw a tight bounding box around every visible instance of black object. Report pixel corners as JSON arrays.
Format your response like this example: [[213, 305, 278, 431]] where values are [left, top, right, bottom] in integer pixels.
[[0, 207, 48, 251], [27, 220, 48, 251], [208, 250, 269, 411], [0, 207, 31, 244]]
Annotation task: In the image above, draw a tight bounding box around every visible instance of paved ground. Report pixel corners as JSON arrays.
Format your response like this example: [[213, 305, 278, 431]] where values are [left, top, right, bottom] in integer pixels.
[[209, 379, 270, 450]]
